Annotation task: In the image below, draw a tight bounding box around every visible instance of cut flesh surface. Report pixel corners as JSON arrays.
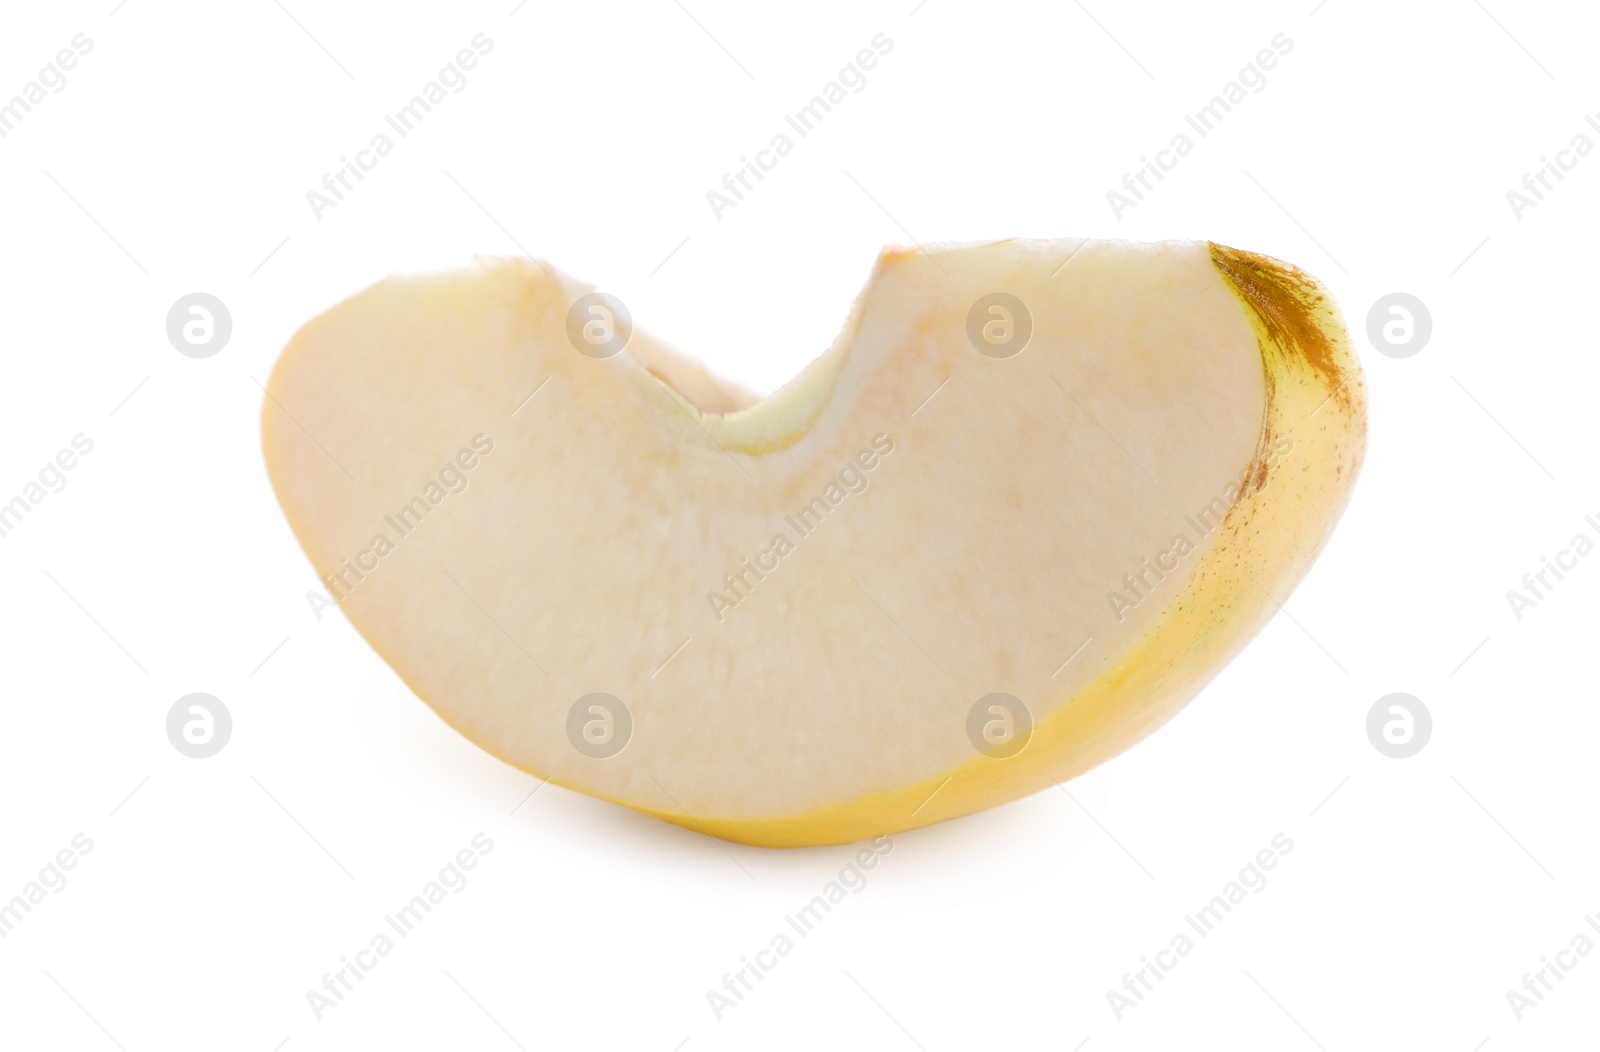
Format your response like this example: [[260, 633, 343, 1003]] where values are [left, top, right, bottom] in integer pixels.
[[263, 239, 1366, 847]]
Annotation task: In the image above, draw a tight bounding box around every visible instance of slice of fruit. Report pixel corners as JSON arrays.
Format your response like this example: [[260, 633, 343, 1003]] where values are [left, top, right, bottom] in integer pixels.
[[263, 239, 1366, 847]]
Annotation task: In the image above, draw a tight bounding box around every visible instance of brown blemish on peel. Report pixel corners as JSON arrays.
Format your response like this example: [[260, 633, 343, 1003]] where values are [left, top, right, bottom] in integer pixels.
[[1209, 243, 1354, 414]]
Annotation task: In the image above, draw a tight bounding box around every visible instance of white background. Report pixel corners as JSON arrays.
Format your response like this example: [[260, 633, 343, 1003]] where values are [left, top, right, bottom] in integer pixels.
[[0, 0, 1595, 1049]]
